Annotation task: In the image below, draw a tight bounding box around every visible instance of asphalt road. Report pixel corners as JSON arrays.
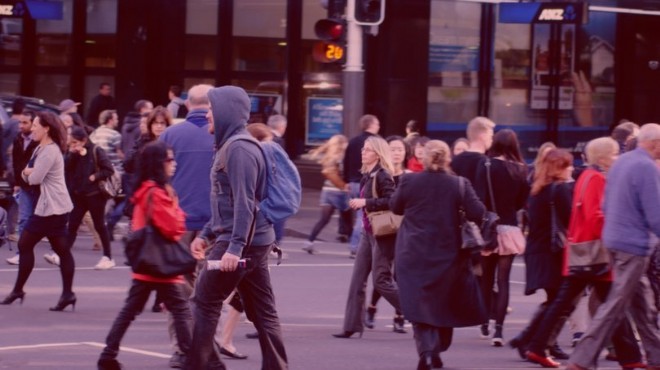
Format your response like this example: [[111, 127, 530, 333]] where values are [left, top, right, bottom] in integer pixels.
[[0, 189, 625, 369]]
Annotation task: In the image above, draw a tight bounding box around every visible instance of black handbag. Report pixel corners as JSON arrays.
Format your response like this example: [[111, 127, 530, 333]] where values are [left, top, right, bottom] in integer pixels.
[[458, 176, 499, 252], [124, 189, 197, 278], [549, 183, 567, 253], [481, 158, 500, 251]]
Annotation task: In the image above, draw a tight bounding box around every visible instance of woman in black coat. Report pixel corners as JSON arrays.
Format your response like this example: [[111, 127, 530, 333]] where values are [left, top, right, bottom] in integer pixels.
[[333, 136, 403, 339], [390, 140, 487, 370], [509, 148, 574, 362], [65, 126, 115, 269]]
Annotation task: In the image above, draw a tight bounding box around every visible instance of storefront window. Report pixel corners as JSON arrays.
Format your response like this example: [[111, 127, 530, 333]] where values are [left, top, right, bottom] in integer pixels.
[[233, 0, 286, 71], [0, 73, 20, 95], [85, 0, 117, 68], [0, 18, 22, 66], [35, 74, 70, 104], [231, 78, 285, 123], [427, 1, 480, 129], [36, 0, 72, 66], [185, 0, 218, 71]]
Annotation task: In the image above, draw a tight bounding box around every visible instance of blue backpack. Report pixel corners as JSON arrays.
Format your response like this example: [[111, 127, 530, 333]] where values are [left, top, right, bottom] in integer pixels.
[[219, 134, 302, 224]]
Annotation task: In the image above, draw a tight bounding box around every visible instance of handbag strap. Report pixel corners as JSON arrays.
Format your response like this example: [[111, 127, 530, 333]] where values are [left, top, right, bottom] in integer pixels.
[[484, 158, 497, 214], [370, 170, 379, 199], [144, 187, 155, 225]]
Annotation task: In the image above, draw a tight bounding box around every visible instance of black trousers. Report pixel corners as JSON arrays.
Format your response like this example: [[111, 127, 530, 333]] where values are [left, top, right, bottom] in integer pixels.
[[187, 243, 288, 370], [68, 193, 112, 258], [100, 279, 192, 360]]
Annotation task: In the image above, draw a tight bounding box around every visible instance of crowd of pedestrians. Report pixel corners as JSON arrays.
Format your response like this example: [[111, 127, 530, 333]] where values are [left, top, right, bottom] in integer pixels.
[[1, 83, 659, 370]]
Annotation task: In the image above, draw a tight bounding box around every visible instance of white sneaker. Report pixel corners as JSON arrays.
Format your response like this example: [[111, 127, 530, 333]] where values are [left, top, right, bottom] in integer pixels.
[[44, 252, 60, 266], [94, 256, 116, 270], [6, 254, 19, 265], [301, 241, 316, 254]]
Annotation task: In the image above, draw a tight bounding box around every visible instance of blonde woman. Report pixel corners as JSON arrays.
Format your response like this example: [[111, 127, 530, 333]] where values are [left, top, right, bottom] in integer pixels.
[[333, 136, 404, 338], [302, 135, 351, 254], [390, 140, 487, 369]]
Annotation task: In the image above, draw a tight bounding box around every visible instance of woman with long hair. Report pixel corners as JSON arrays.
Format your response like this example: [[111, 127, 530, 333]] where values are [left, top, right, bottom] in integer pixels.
[[364, 135, 411, 333], [124, 106, 172, 177], [509, 149, 574, 362], [302, 134, 352, 254], [97, 141, 192, 370], [391, 140, 487, 369], [528, 142, 557, 183], [65, 126, 116, 270], [1, 111, 75, 311], [333, 136, 404, 338], [523, 138, 643, 369], [474, 129, 529, 346]]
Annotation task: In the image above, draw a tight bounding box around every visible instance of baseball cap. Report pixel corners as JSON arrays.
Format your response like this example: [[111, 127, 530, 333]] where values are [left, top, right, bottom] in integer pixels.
[[58, 99, 81, 112]]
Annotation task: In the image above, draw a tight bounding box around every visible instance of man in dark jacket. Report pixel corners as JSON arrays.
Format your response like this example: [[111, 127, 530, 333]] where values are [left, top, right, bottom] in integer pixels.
[[86, 82, 116, 127], [6, 110, 38, 265], [450, 116, 495, 186], [343, 114, 379, 256], [120, 99, 153, 157], [188, 86, 288, 370]]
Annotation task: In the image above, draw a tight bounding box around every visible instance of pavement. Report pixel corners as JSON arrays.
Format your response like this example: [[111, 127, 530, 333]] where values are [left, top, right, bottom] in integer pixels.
[[0, 188, 628, 369]]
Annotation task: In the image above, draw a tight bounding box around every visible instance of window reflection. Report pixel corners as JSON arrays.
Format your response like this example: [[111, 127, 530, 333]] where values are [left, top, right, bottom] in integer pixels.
[[36, 0, 72, 67], [232, 79, 285, 123], [233, 0, 286, 72], [86, 0, 117, 67], [0, 18, 22, 66], [35, 74, 70, 105], [0, 73, 21, 95], [185, 35, 216, 70]]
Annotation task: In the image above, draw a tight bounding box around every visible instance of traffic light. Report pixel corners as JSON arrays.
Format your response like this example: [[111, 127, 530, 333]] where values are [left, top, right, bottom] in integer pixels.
[[354, 0, 385, 25], [313, 18, 346, 63]]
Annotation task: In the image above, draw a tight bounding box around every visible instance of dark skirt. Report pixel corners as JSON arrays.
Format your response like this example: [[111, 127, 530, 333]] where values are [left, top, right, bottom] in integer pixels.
[[24, 213, 69, 237]]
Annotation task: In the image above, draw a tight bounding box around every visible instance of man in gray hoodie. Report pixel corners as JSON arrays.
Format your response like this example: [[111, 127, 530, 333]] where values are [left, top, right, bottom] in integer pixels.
[[187, 86, 288, 370]]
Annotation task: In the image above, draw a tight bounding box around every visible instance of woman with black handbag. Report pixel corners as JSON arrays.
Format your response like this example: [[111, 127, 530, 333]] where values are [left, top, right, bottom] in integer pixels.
[[390, 140, 487, 370], [64, 126, 115, 270], [523, 138, 644, 369], [97, 141, 192, 370], [333, 136, 404, 338], [509, 148, 574, 365], [473, 129, 529, 346]]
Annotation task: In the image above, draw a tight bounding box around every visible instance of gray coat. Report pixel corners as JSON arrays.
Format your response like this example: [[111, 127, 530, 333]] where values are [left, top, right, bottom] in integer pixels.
[[390, 171, 487, 328]]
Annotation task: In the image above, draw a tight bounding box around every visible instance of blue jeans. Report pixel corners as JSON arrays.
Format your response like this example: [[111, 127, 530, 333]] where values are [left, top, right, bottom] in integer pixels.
[[348, 182, 362, 254], [17, 189, 37, 235]]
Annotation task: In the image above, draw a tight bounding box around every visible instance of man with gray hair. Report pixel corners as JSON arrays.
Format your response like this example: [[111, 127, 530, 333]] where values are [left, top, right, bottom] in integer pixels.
[[267, 114, 287, 149], [567, 123, 660, 370]]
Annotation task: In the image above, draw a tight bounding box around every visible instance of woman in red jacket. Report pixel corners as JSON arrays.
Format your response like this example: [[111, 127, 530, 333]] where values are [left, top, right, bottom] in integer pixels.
[[524, 137, 644, 369], [97, 141, 192, 370]]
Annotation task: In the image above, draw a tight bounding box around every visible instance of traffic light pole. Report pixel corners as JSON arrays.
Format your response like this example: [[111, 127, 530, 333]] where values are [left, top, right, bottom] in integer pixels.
[[343, 0, 365, 139]]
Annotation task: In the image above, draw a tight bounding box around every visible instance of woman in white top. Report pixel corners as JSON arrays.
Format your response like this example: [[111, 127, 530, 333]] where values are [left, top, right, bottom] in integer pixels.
[[1, 111, 75, 311]]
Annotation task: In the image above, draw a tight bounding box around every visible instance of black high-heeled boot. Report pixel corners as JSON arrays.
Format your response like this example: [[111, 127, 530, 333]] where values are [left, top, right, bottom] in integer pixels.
[[332, 331, 362, 339], [49, 293, 77, 312], [364, 305, 377, 329], [1, 291, 25, 305]]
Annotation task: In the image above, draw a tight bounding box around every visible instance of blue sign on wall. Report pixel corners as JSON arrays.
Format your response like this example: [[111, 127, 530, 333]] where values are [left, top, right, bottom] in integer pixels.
[[0, 1, 63, 20], [499, 2, 586, 24], [306, 97, 343, 145]]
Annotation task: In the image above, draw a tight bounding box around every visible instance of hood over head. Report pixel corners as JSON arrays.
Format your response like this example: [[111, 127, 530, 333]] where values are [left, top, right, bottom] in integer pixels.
[[207, 86, 251, 148]]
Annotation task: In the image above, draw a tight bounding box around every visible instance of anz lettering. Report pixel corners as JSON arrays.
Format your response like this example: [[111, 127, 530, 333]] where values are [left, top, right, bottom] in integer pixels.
[[538, 8, 564, 21], [0, 5, 14, 16]]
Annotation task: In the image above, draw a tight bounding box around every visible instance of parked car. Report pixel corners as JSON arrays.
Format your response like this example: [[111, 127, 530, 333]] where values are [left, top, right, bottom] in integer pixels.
[[0, 95, 61, 116]]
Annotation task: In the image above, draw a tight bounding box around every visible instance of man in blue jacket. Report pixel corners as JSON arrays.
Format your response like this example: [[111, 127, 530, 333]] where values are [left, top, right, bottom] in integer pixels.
[[188, 86, 288, 370], [568, 124, 660, 370]]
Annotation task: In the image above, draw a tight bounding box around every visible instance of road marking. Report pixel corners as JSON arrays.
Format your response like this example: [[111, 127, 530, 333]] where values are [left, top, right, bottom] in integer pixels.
[[0, 342, 170, 359]]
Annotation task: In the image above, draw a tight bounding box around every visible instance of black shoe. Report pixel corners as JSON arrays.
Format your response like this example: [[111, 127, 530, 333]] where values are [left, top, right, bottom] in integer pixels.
[[336, 235, 349, 243], [152, 303, 163, 313], [245, 332, 259, 339], [168, 352, 185, 368], [332, 331, 362, 339], [98, 358, 123, 370], [1, 291, 25, 305], [480, 323, 490, 338], [417, 353, 433, 370], [548, 344, 569, 360], [393, 315, 407, 334], [219, 346, 248, 360], [492, 324, 503, 347], [364, 305, 377, 329], [49, 293, 76, 312]]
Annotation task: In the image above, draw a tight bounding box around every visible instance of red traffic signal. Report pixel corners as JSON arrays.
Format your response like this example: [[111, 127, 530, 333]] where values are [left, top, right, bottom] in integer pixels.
[[314, 18, 345, 63], [314, 19, 345, 40]]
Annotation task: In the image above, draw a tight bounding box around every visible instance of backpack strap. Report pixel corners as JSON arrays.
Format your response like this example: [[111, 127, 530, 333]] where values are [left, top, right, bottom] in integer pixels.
[[484, 158, 497, 214], [216, 134, 261, 172]]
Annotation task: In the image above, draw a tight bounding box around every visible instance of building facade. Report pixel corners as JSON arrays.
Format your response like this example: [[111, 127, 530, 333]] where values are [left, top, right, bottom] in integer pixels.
[[1, 0, 658, 158]]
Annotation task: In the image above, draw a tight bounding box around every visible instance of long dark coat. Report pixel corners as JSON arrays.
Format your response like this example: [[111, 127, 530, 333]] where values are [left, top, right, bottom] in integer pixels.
[[524, 182, 573, 295], [390, 170, 487, 328]]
